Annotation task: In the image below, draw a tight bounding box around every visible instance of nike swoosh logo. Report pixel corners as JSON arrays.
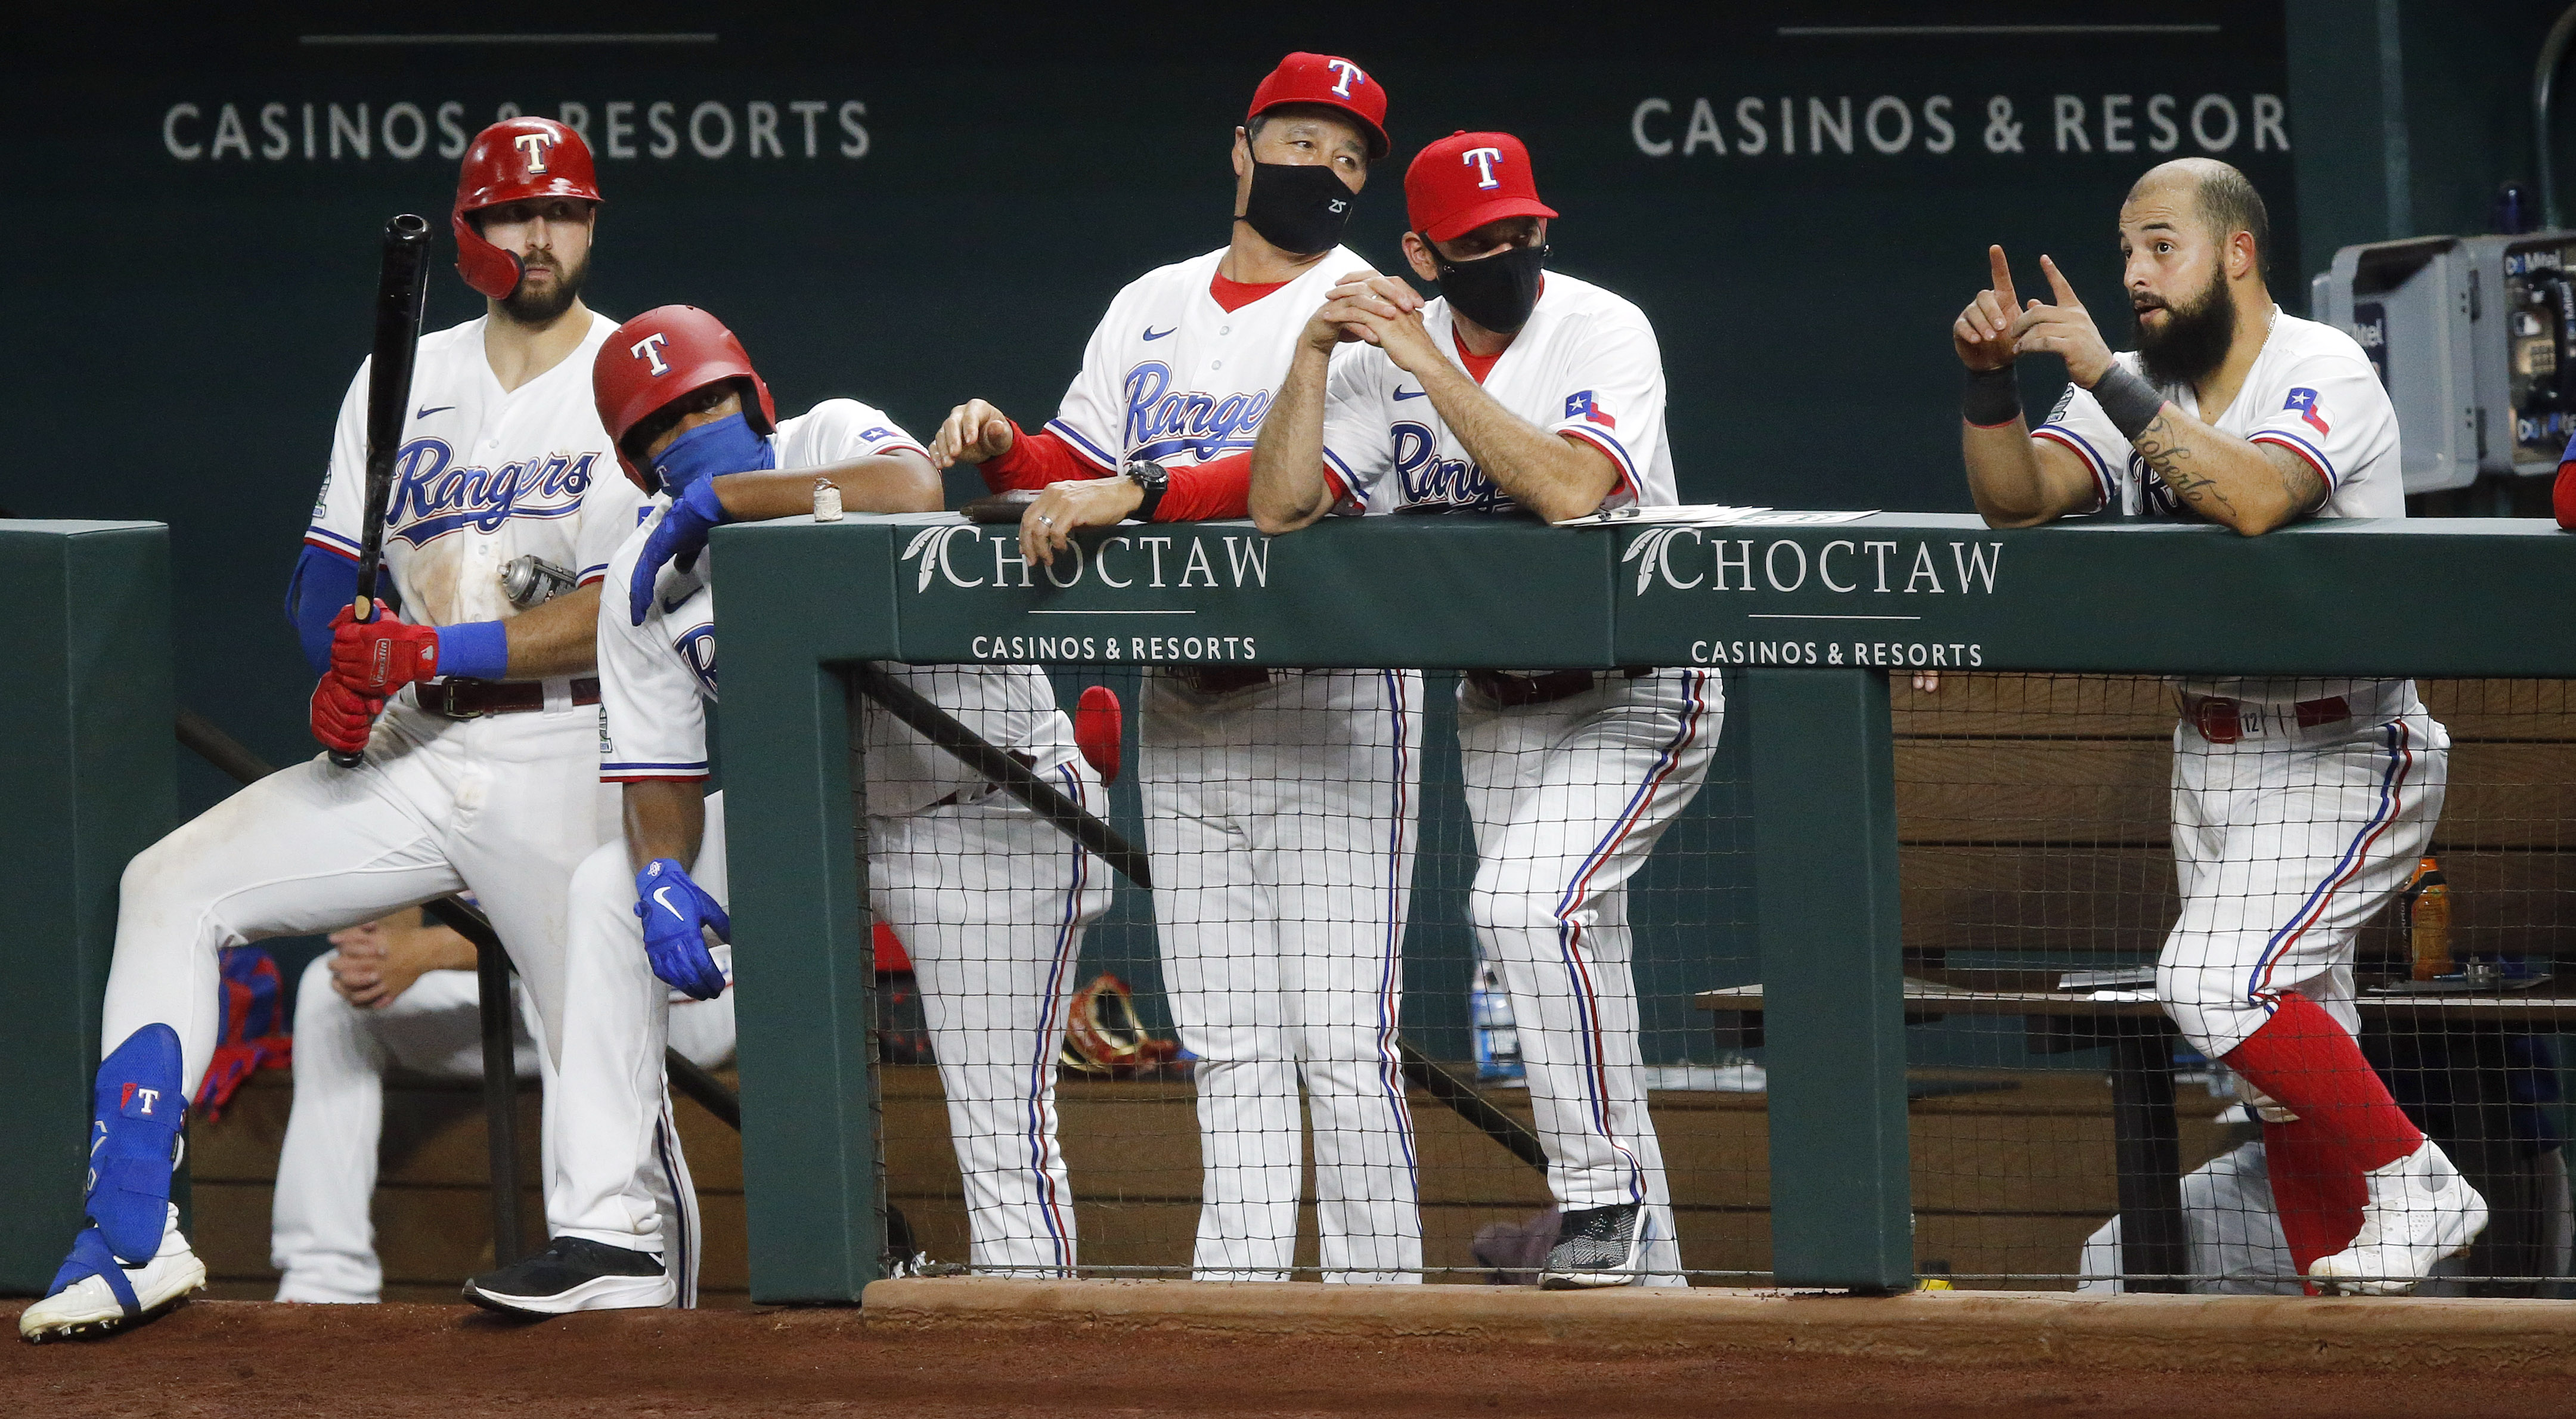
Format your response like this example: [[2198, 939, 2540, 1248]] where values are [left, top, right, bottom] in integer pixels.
[[653, 886, 680, 917], [1394, 388, 1428, 400], [416, 405, 454, 419], [1142, 327, 1177, 340]]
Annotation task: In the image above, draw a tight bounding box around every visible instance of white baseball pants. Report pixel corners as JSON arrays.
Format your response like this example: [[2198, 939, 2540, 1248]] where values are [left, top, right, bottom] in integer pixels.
[[2156, 701, 2449, 1057], [553, 768, 1109, 1280], [1458, 668, 1721, 1286], [268, 962, 541, 1304], [1142, 669, 1425, 1284], [106, 700, 615, 1096]]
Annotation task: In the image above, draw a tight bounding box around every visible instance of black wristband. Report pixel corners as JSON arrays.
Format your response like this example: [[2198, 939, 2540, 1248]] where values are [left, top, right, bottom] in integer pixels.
[[1123, 457, 1170, 522], [2091, 364, 2168, 442], [1961, 364, 2021, 427]]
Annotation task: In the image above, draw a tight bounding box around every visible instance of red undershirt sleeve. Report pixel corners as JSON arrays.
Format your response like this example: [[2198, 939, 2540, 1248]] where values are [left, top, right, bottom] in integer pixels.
[[980, 420, 1115, 491], [1153, 451, 1253, 522]]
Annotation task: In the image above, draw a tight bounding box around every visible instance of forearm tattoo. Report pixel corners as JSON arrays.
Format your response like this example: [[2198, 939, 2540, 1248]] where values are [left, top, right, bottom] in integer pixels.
[[2132, 410, 2236, 518]]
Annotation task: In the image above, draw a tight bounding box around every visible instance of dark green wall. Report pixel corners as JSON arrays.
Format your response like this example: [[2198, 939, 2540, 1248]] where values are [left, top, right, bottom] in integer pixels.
[[4, 2, 2305, 801], [2286, 0, 2569, 292]]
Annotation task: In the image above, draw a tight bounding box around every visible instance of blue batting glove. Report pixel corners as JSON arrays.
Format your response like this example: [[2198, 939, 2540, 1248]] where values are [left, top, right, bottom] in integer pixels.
[[630, 478, 729, 626], [634, 857, 731, 1000]]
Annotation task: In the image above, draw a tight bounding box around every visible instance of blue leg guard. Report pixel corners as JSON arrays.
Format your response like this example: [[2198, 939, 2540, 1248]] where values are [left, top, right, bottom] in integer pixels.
[[47, 1226, 141, 1320], [88, 1024, 184, 1265]]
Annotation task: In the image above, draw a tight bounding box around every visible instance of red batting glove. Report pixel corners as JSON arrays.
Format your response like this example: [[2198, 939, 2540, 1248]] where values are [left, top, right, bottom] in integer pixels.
[[2556, 458, 2576, 531], [330, 602, 441, 693], [310, 672, 387, 754]]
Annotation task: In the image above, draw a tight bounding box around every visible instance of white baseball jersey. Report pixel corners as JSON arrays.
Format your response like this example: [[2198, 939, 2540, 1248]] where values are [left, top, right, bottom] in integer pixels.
[[1318, 271, 1673, 516], [596, 399, 1077, 814], [1042, 244, 1375, 470], [2036, 308, 2404, 708], [306, 312, 643, 627]]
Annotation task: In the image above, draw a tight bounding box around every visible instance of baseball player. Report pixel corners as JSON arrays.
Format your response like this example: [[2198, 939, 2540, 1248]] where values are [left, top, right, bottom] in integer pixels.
[[1248, 131, 1715, 1288], [460, 306, 1110, 1312], [19, 117, 640, 1342], [926, 54, 1427, 1285], [1952, 157, 2481, 1294]]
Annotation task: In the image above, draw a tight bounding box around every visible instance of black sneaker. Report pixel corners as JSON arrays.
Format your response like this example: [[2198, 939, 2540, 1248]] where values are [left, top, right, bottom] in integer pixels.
[[1539, 1203, 1649, 1289], [464, 1236, 673, 1316]]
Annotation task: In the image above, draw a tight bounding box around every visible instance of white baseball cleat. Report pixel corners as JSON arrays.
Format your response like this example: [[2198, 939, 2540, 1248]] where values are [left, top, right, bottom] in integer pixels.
[[18, 1205, 206, 1343], [2306, 1140, 2489, 1296]]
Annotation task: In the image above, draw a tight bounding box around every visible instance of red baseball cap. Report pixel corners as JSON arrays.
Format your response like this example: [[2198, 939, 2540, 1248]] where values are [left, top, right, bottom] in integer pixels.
[[1247, 52, 1388, 160], [1406, 131, 1558, 243]]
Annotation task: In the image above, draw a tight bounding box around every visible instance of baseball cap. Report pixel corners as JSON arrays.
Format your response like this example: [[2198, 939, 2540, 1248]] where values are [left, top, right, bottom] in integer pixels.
[[1406, 131, 1558, 243], [1248, 52, 1389, 160]]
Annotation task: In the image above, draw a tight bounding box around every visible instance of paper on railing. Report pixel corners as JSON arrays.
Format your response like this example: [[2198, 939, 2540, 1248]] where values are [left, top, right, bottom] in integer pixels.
[[1551, 504, 1879, 528]]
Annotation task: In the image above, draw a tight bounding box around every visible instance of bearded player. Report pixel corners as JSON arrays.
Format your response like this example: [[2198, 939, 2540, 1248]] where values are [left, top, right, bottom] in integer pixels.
[[1952, 157, 2479, 1293], [927, 54, 1425, 1285], [458, 306, 1111, 1313], [1250, 131, 1714, 1288], [20, 117, 641, 1341]]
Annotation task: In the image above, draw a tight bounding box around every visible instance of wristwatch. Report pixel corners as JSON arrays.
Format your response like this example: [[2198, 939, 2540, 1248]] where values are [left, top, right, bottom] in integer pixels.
[[1123, 457, 1170, 522]]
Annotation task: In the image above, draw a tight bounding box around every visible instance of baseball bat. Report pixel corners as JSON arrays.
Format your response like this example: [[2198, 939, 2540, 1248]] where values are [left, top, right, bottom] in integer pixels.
[[851, 664, 1154, 890], [330, 213, 435, 770]]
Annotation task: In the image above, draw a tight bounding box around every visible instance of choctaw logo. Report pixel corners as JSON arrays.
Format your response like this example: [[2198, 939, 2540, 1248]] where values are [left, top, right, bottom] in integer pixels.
[[902, 523, 1272, 593]]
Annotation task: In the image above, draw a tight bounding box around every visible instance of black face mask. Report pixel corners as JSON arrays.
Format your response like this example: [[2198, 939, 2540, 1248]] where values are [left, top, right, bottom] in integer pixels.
[[1238, 160, 1357, 256], [1431, 241, 1548, 334]]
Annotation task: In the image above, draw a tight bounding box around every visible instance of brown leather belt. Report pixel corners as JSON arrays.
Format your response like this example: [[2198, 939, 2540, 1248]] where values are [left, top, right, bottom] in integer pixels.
[[1168, 665, 1276, 697], [2185, 693, 2351, 745], [1467, 668, 1651, 708], [415, 677, 602, 720]]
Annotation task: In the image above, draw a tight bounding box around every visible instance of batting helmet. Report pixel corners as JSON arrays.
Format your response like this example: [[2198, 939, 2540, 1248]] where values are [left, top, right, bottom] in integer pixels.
[[594, 305, 779, 494], [453, 117, 603, 300]]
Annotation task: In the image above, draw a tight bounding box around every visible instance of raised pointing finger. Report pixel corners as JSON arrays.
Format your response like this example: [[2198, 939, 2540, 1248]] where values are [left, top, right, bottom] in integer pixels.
[[1986, 244, 2017, 308], [2038, 255, 2080, 307]]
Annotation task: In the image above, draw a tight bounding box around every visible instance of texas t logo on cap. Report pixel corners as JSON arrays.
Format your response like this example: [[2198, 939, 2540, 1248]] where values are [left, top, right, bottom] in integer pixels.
[[514, 131, 554, 173], [1406, 131, 1559, 241]]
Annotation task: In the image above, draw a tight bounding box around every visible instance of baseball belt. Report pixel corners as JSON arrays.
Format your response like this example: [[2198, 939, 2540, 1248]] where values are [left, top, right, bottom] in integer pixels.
[[1467, 667, 1652, 708], [2183, 693, 2351, 745], [1168, 665, 1276, 696], [924, 749, 1037, 810], [414, 677, 602, 719]]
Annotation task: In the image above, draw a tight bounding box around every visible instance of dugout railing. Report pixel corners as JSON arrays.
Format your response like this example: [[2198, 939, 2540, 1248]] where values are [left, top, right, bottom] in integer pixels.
[[712, 510, 2576, 1302]]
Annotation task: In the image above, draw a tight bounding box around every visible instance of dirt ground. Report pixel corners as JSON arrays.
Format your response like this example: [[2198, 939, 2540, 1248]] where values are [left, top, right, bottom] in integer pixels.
[[0, 1299, 2560, 1419]]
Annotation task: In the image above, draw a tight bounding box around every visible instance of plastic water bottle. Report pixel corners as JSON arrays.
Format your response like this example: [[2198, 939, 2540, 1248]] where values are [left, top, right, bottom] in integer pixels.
[[1470, 955, 1524, 1083]]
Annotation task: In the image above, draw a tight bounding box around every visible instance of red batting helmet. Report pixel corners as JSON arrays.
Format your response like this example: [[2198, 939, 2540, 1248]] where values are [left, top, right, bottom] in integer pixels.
[[453, 117, 604, 300], [594, 306, 779, 494]]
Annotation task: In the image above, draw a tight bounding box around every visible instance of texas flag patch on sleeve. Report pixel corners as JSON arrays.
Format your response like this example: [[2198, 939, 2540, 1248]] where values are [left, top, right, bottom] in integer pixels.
[[2283, 386, 2329, 435], [1564, 390, 1616, 429]]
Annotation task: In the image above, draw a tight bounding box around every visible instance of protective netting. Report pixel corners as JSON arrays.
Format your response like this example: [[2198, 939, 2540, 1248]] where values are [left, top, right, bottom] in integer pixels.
[[860, 665, 1757, 1284], [1892, 674, 2573, 1295], [853, 666, 2573, 1292]]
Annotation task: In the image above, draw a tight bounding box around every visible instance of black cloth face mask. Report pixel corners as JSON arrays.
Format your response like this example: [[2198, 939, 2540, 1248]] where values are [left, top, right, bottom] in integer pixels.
[[1431, 241, 1548, 334], [1238, 160, 1357, 256]]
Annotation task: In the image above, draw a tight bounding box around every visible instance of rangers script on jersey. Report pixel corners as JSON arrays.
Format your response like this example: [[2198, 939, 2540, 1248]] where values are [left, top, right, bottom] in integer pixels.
[[1318, 271, 1674, 516], [306, 312, 641, 628]]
